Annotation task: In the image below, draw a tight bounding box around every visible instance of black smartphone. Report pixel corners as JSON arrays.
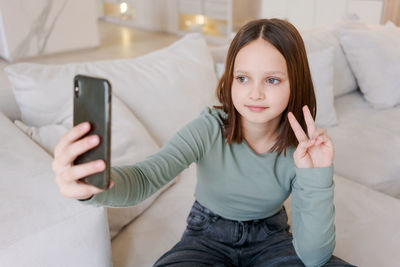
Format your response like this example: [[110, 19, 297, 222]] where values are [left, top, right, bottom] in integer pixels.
[[73, 74, 111, 190]]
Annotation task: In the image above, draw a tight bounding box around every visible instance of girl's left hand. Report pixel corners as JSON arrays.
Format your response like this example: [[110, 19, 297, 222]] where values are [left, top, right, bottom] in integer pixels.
[[287, 105, 334, 169]]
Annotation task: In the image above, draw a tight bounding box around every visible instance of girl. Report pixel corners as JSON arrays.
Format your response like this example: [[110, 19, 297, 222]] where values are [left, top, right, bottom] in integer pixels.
[[52, 19, 355, 267]]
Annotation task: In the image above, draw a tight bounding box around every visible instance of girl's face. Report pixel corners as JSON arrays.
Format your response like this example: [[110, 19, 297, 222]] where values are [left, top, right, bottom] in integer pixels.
[[231, 38, 290, 129]]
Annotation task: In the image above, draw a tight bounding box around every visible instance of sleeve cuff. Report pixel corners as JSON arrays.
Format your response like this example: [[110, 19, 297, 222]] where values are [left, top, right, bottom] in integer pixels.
[[77, 194, 102, 207], [295, 165, 334, 189]]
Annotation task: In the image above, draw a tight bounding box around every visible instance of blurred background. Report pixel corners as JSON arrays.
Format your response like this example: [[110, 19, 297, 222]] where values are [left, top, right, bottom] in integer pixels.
[[0, 0, 398, 62]]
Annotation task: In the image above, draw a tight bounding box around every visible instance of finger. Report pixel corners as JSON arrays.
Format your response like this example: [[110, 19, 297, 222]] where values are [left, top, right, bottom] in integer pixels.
[[287, 112, 308, 142], [315, 134, 333, 148], [314, 136, 324, 146], [108, 179, 115, 189], [303, 105, 317, 139], [57, 135, 101, 169], [310, 128, 327, 141], [295, 138, 316, 158], [64, 159, 105, 183], [54, 122, 91, 158]]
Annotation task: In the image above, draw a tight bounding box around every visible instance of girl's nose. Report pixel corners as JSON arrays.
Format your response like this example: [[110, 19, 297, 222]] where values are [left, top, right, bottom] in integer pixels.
[[249, 84, 265, 100]]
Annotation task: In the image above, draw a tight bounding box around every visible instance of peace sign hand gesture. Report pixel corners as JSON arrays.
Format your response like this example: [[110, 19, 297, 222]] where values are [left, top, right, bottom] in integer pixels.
[[288, 105, 334, 169]]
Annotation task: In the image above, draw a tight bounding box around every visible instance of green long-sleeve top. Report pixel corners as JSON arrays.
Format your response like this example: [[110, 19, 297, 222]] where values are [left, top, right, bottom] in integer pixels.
[[83, 107, 336, 267]]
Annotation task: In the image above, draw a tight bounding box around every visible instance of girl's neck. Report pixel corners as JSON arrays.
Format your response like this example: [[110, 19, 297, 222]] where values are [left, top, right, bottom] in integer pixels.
[[242, 116, 281, 154]]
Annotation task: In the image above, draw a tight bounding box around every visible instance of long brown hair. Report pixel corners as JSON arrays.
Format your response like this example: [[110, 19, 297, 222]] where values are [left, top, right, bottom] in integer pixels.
[[214, 18, 316, 157]]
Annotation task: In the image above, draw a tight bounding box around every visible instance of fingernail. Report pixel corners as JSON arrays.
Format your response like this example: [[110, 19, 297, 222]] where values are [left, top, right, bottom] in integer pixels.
[[89, 136, 98, 144], [95, 160, 104, 169], [82, 122, 90, 131]]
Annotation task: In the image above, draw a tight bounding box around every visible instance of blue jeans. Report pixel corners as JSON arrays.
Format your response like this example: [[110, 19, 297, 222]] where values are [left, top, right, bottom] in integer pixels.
[[154, 201, 356, 267]]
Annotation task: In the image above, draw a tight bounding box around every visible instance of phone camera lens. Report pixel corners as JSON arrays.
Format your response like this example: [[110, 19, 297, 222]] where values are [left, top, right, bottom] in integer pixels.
[[74, 86, 79, 97]]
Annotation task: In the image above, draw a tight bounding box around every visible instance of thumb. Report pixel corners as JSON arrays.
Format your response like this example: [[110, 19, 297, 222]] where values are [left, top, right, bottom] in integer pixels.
[[295, 139, 316, 159], [294, 139, 316, 168]]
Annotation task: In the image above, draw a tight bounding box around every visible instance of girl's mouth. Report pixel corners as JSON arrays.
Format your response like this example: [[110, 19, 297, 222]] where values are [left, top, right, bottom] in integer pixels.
[[246, 105, 268, 112]]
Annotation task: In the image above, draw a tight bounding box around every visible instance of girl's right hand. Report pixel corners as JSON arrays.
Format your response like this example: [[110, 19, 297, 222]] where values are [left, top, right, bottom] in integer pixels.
[[52, 122, 114, 200]]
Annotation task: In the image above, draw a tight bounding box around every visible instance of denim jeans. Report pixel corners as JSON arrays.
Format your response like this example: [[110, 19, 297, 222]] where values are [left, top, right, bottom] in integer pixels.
[[154, 201, 356, 267]]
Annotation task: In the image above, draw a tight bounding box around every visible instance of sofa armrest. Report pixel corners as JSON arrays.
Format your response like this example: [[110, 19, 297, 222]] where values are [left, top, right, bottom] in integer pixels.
[[0, 113, 111, 267]]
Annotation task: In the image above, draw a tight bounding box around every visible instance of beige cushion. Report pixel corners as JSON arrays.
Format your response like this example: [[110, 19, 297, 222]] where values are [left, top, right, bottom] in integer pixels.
[[339, 21, 400, 109], [5, 33, 219, 146], [328, 90, 400, 198], [0, 76, 20, 121], [301, 26, 357, 98], [307, 47, 337, 127], [111, 165, 197, 267]]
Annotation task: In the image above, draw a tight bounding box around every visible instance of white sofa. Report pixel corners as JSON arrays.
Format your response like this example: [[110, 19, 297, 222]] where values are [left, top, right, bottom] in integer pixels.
[[1, 21, 400, 267]]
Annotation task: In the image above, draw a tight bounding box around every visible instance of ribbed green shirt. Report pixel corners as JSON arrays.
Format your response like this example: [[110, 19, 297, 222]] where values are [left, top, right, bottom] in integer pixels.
[[83, 107, 336, 267]]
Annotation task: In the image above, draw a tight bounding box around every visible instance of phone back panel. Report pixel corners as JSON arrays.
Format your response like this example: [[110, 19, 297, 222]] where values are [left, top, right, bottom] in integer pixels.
[[73, 75, 111, 189]]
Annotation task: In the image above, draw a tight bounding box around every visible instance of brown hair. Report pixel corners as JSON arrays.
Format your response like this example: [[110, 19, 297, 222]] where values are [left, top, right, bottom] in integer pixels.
[[214, 18, 316, 157]]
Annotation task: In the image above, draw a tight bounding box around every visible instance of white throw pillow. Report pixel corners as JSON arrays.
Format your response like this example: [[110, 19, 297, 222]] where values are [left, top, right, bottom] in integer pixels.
[[14, 118, 72, 155], [5, 33, 219, 146], [14, 95, 176, 240], [302, 28, 357, 98], [215, 63, 225, 79], [307, 47, 337, 127], [210, 43, 230, 65], [339, 22, 400, 109]]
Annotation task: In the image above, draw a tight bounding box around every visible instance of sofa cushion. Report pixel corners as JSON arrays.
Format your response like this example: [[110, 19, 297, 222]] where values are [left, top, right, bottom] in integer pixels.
[[0, 112, 112, 266], [328, 90, 400, 198], [338, 21, 400, 109], [307, 47, 337, 127], [301, 27, 357, 98], [13, 95, 176, 239], [111, 165, 197, 267], [5, 33, 219, 146], [0, 89, 20, 120]]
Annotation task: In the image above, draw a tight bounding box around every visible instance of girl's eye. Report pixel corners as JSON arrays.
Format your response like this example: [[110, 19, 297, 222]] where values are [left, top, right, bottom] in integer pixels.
[[236, 76, 248, 83], [267, 78, 280, 85]]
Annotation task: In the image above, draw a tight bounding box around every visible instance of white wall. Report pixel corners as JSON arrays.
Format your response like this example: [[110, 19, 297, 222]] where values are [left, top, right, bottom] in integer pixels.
[[260, 0, 384, 30], [0, 0, 100, 62]]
